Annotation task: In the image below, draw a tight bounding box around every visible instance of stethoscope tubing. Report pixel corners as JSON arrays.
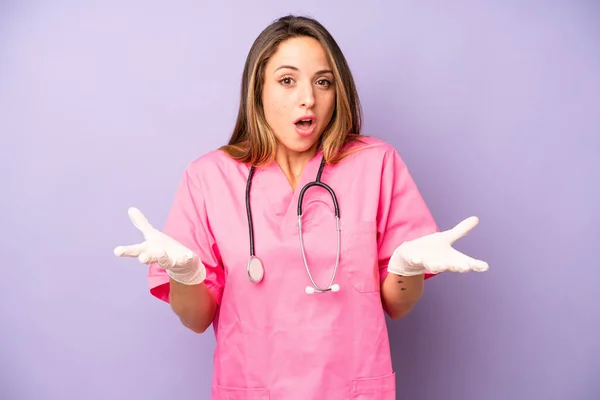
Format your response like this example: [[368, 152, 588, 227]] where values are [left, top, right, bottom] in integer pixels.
[[245, 156, 341, 293]]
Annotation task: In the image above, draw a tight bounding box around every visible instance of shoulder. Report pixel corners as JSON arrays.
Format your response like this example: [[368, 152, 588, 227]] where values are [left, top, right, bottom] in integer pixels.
[[341, 135, 405, 166], [187, 148, 237, 170], [183, 148, 246, 182]]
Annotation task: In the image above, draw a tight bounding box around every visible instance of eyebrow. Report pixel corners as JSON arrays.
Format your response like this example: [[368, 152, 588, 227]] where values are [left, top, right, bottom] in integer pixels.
[[274, 65, 333, 75]]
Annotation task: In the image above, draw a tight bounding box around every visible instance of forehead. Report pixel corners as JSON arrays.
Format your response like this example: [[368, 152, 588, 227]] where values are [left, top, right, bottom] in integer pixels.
[[267, 36, 331, 70]]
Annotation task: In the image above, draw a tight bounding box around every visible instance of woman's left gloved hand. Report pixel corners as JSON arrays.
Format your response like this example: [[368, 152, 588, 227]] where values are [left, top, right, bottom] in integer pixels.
[[387, 216, 489, 276]]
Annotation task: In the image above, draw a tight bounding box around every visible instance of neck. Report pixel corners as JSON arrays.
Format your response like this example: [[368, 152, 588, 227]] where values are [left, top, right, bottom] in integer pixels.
[[275, 142, 319, 191]]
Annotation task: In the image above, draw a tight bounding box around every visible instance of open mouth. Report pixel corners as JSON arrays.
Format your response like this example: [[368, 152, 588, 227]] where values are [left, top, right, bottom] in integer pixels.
[[295, 119, 314, 128]]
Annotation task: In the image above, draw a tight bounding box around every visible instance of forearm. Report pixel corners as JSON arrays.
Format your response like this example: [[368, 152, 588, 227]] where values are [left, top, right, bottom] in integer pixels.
[[169, 279, 217, 334], [380, 273, 424, 319]]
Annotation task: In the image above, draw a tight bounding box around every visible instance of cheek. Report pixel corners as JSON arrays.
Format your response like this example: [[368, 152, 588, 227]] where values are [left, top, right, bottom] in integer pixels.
[[319, 92, 336, 118], [263, 90, 289, 122]]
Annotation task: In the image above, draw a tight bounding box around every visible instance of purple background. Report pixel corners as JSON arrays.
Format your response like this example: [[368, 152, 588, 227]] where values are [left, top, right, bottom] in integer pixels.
[[1, 1, 598, 399]]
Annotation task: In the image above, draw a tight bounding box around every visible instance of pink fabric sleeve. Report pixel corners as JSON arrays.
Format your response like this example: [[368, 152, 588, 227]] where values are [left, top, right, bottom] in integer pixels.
[[377, 147, 440, 283], [148, 167, 225, 305]]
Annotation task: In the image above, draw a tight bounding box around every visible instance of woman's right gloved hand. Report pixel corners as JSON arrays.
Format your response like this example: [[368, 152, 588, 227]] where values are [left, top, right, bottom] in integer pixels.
[[114, 207, 206, 285]]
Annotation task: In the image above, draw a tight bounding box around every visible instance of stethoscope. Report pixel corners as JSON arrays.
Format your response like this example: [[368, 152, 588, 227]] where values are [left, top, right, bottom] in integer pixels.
[[245, 156, 341, 294]]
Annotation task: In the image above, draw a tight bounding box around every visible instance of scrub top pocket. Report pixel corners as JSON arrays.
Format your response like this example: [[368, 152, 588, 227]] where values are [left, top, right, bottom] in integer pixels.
[[214, 384, 271, 400], [350, 371, 396, 399], [341, 220, 380, 293]]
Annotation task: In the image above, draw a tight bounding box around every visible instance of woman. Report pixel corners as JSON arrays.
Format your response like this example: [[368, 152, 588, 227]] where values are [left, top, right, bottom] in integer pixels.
[[114, 15, 488, 400]]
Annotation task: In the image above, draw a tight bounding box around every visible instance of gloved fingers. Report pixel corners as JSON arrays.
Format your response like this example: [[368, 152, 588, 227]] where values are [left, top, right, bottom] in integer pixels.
[[444, 252, 470, 272], [423, 262, 446, 274], [447, 252, 489, 273], [114, 243, 146, 257], [442, 216, 479, 243], [469, 258, 489, 272], [128, 207, 155, 236], [421, 251, 467, 273], [138, 247, 173, 268], [419, 254, 447, 273], [138, 253, 153, 264], [156, 251, 174, 269]]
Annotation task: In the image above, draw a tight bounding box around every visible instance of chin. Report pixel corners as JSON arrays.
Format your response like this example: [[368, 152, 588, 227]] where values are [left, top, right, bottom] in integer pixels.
[[281, 136, 320, 154]]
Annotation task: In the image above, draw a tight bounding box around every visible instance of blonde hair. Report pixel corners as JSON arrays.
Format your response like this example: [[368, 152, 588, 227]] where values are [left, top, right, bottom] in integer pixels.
[[220, 15, 366, 166]]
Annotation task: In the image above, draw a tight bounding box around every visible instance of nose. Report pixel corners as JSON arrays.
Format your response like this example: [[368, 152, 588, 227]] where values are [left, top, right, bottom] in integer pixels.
[[298, 82, 315, 109]]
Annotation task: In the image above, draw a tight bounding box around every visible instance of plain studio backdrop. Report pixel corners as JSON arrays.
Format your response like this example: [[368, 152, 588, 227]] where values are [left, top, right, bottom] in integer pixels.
[[1, 1, 598, 399]]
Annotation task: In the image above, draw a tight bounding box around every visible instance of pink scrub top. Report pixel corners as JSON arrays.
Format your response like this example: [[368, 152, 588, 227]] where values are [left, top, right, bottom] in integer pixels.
[[149, 136, 439, 399]]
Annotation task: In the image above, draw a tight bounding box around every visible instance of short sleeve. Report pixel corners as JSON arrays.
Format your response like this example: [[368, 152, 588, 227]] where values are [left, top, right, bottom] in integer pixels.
[[148, 167, 226, 305], [376, 147, 440, 283]]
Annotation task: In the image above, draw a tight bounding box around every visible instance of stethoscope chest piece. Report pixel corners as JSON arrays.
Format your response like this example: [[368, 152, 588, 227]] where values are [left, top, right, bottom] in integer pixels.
[[247, 256, 265, 283]]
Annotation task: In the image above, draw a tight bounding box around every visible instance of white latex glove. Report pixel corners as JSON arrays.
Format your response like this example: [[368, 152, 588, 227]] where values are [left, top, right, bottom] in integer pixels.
[[388, 216, 489, 276], [114, 207, 206, 285]]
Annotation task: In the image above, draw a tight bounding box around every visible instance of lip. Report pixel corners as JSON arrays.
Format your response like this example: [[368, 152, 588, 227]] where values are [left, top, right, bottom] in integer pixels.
[[294, 115, 316, 124], [294, 115, 317, 137]]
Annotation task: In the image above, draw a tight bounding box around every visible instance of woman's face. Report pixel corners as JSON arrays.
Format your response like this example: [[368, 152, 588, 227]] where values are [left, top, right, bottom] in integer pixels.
[[261, 36, 336, 156]]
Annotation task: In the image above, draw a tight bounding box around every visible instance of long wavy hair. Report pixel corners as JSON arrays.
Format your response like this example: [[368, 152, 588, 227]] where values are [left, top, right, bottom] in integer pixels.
[[219, 15, 365, 166]]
